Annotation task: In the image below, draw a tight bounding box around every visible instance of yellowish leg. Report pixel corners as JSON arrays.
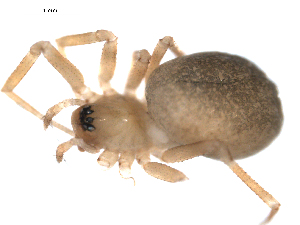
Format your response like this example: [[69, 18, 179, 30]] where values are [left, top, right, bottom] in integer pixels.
[[43, 98, 86, 130], [145, 36, 185, 82], [229, 162, 280, 225], [56, 139, 74, 163], [119, 151, 135, 179], [162, 142, 211, 163], [124, 49, 151, 96], [3, 92, 72, 135], [161, 140, 280, 224], [56, 30, 118, 94], [97, 149, 119, 170], [143, 162, 188, 183], [1, 41, 94, 136], [135, 149, 188, 182], [56, 138, 99, 162], [118, 151, 136, 185]]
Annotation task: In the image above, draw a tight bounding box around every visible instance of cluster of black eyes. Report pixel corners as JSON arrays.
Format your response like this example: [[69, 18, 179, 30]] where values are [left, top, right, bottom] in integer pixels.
[[80, 105, 95, 132]]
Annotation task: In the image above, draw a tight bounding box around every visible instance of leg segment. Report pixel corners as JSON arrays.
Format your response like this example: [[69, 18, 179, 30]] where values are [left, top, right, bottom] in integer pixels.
[[56, 138, 99, 162], [145, 36, 185, 82], [56, 30, 118, 94], [119, 151, 135, 179], [3, 92, 73, 135], [162, 141, 215, 163], [1, 41, 95, 135], [56, 30, 116, 57], [143, 162, 188, 183], [97, 149, 119, 170], [161, 140, 280, 223], [56, 138, 75, 163], [136, 149, 188, 182], [43, 98, 86, 130], [124, 49, 151, 96], [30, 41, 89, 96], [229, 162, 280, 225]]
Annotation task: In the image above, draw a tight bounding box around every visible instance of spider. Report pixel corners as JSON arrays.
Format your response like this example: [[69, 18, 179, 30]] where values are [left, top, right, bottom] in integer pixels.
[[2, 30, 282, 224]]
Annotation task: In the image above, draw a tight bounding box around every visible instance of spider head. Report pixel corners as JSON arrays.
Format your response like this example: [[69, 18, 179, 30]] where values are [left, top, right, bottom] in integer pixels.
[[71, 94, 150, 151]]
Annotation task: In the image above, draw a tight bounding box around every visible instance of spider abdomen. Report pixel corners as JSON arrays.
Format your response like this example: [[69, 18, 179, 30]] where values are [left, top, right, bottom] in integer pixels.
[[146, 52, 283, 159]]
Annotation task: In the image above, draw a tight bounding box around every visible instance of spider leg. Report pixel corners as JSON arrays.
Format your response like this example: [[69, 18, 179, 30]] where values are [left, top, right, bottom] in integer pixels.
[[118, 151, 135, 180], [1, 41, 95, 136], [145, 36, 185, 82], [97, 149, 119, 170], [135, 149, 188, 183], [143, 162, 188, 183], [43, 98, 86, 130], [56, 30, 118, 95], [161, 140, 280, 224], [56, 138, 99, 162], [124, 49, 151, 96]]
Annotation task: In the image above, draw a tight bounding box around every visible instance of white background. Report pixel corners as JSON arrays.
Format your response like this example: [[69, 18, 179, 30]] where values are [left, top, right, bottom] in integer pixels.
[[0, 1, 299, 225]]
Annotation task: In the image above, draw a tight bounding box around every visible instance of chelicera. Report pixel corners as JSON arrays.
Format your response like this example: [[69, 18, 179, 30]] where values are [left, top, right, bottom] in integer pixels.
[[2, 30, 282, 224]]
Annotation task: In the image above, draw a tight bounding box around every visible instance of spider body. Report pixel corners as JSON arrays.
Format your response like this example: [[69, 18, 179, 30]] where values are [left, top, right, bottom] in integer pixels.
[[146, 52, 283, 159], [2, 30, 282, 223]]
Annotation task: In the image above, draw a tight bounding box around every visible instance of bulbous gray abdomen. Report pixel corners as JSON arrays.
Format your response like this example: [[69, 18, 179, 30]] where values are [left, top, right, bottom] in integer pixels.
[[146, 52, 283, 159]]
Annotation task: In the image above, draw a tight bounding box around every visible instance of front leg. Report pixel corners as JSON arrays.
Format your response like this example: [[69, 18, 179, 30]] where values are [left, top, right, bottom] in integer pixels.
[[1, 41, 97, 136], [56, 138, 99, 162], [43, 98, 86, 129], [161, 140, 280, 224], [56, 30, 118, 94]]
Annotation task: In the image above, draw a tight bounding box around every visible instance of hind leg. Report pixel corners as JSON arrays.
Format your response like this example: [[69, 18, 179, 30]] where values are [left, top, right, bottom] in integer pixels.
[[161, 140, 280, 224]]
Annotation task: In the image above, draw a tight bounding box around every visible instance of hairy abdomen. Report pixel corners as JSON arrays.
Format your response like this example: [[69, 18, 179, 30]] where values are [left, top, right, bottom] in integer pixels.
[[146, 52, 283, 159]]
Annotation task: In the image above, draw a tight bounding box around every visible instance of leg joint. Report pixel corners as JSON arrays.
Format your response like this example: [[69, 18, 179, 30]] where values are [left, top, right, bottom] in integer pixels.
[[95, 30, 117, 42], [159, 36, 175, 48], [30, 41, 51, 56]]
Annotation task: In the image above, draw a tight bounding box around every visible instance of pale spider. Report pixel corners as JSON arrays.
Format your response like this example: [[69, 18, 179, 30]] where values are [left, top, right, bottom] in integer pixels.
[[2, 30, 282, 224]]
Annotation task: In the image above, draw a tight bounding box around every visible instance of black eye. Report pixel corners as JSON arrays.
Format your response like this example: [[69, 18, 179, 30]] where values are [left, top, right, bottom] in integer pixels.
[[82, 123, 88, 130], [85, 117, 94, 123], [87, 124, 95, 131], [86, 109, 94, 114], [80, 105, 95, 132], [83, 105, 91, 110], [81, 106, 94, 114]]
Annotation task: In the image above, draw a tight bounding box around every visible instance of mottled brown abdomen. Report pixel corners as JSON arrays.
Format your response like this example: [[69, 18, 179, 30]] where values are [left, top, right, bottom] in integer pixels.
[[146, 52, 283, 159]]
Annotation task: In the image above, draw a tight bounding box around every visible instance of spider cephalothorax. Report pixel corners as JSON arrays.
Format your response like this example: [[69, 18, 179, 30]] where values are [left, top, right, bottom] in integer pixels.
[[2, 30, 282, 224], [70, 94, 154, 152]]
